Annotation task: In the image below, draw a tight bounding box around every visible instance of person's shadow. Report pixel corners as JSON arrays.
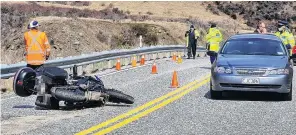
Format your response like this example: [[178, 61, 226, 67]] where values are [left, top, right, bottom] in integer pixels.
[[33, 103, 132, 111], [198, 67, 211, 70], [13, 105, 35, 108]]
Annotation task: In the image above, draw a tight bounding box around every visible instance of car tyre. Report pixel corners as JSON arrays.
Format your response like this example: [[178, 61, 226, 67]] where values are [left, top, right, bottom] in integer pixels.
[[282, 83, 292, 101], [210, 80, 222, 99]]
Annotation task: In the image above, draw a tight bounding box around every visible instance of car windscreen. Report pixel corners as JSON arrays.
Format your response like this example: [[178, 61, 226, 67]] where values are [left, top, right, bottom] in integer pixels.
[[220, 38, 287, 56]]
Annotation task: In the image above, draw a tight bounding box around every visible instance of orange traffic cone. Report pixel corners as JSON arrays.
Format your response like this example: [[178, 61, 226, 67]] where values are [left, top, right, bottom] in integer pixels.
[[177, 55, 182, 64], [140, 55, 145, 65], [131, 56, 137, 67], [172, 53, 177, 61], [151, 62, 157, 74], [170, 70, 179, 88], [116, 58, 121, 70]]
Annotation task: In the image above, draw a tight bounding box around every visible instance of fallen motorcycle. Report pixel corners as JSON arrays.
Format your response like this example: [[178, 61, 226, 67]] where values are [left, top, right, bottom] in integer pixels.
[[13, 65, 134, 109]]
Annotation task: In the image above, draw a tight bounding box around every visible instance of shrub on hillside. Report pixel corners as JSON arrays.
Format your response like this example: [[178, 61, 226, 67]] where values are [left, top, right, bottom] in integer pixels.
[[96, 31, 107, 43], [146, 11, 153, 15], [144, 34, 158, 46], [131, 24, 149, 37]]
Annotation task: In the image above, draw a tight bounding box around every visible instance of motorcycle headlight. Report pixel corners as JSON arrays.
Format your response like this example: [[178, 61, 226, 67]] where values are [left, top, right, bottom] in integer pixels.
[[214, 66, 232, 74], [267, 68, 289, 75]]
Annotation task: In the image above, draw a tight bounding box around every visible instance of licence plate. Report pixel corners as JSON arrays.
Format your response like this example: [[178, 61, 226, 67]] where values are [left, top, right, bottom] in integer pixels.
[[242, 78, 260, 84]]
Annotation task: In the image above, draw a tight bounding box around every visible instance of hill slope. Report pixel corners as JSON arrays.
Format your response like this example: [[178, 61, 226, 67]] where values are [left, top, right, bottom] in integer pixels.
[[6, 2, 293, 64]]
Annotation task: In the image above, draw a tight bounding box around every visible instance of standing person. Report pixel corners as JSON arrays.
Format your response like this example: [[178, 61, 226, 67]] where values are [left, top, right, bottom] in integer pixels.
[[185, 25, 200, 59], [24, 21, 51, 70], [206, 23, 223, 64], [254, 22, 267, 34], [275, 20, 295, 56]]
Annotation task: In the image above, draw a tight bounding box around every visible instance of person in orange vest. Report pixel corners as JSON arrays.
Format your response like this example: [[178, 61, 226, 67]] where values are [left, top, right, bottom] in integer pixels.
[[24, 21, 51, 70]]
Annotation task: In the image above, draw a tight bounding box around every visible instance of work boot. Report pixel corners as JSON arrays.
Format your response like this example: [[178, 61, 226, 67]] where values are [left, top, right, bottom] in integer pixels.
[[193, 56, 196, 59], [187, 57, 190, 59]]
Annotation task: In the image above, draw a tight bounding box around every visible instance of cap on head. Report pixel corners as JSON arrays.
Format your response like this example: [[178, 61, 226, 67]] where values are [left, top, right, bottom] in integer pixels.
[[210, 22, 216, 28], [278, 20, 288, 27], [29, 21, 40, 28]]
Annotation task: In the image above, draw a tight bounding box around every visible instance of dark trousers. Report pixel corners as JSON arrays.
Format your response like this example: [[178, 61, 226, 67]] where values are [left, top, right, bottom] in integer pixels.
[[210, 56, 216, 64], [187, 43, 197, 58]]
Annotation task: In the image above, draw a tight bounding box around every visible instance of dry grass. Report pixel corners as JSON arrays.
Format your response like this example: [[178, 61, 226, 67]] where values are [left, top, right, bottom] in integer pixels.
[[90, 2, 230, 21], [1, 16, 179, 64], [35, 1, 233, 22], [1, 1, 252, 64]]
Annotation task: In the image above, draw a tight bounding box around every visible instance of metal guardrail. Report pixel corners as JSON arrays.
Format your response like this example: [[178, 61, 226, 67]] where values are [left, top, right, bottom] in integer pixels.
[[1, 45, 206, 79]]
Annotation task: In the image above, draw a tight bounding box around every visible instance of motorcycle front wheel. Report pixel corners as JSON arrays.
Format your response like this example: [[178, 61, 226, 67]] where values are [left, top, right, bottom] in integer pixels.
[[104, 89, 134, 104]]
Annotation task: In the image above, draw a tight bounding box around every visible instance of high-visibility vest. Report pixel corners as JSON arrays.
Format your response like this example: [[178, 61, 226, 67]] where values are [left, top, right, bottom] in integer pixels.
[[185, 29, 200, 47], [24, 30, 50, 65], [206, 28, 223, 52], [275, 31, 295, 55]]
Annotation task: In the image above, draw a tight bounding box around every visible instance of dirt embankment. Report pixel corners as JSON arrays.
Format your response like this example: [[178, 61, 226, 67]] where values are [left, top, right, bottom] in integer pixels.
[[1, 2, 249, 64]]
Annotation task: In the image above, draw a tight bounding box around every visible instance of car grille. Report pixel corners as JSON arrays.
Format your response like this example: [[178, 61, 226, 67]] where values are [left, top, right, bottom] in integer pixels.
[[235, 68, 267, 76], [220, 83, 281, 89]]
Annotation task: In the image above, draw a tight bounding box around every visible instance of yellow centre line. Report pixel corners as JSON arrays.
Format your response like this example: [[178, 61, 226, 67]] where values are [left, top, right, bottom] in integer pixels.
[[76, 74, 210, 135], [94, 78, 210, 135]]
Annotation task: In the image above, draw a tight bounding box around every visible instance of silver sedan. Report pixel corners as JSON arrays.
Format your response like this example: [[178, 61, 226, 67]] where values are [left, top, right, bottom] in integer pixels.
[[209, 34, 295, 100]]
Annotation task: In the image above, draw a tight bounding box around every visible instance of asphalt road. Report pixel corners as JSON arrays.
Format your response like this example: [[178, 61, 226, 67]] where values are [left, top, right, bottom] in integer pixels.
[[1, 57, 296, 135]]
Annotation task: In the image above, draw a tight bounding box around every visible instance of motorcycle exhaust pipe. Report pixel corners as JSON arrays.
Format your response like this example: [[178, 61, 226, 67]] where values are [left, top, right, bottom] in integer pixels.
[[50, 87, 108, 102]]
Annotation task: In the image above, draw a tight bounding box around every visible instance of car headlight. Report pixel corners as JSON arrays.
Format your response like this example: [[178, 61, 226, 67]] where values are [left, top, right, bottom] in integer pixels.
[[267, 68, 289, 75], [214, 66, 232, 74]]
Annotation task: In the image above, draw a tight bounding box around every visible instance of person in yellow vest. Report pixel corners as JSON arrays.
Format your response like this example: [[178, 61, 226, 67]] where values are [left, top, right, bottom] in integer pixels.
[[24, 21, 51, 70], [205, 23, 223, 64], [274, 20, 295, 56], [185, 25, 200, 59]]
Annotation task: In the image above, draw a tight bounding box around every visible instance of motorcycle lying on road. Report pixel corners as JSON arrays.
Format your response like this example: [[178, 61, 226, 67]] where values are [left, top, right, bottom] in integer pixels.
[[13, 65, 134, 109]]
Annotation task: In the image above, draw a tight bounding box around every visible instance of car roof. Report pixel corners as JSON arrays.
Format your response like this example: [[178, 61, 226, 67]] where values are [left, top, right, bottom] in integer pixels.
[[228, 33, 281, 41]]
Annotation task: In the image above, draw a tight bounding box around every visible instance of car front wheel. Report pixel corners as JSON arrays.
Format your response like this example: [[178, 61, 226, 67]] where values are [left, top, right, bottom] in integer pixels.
[[282, 83, 292, 101], [210, 80, 222, 99]]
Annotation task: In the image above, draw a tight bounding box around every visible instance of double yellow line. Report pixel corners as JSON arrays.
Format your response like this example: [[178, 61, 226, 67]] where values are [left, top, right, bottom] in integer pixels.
[[76, 74, 211, 135]]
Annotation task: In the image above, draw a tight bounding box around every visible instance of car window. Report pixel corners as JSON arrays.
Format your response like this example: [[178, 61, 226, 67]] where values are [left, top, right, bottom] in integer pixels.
[[221, 38, 286, 56]]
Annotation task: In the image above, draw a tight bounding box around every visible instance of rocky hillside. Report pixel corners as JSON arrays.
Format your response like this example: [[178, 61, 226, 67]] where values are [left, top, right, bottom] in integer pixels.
[[4, 2, 294, 64], [204, 1, 296, 31]]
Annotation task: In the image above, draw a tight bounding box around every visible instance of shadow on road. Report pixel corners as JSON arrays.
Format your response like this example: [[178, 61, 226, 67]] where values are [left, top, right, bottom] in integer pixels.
[[13, 105, 35, 108], [204, 90, 286, 102], [104, 103, 132, 107], [33, 103, 132, 111], [198, 67, 211, 70]]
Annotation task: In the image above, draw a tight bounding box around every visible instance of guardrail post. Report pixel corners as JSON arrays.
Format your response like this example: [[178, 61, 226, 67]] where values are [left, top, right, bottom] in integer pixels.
[[160, 53, 164, 58], [124, 57, 129, 66], [148, 54, 152, 61], [108, 60, 112, 69], [153, 53, 156, 60], [73, 65, 78, 77], [137, 55, 140, 62], [166, 52, 170, 58], [157, 53, 160, 59], [180, 51, 184, 57]]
